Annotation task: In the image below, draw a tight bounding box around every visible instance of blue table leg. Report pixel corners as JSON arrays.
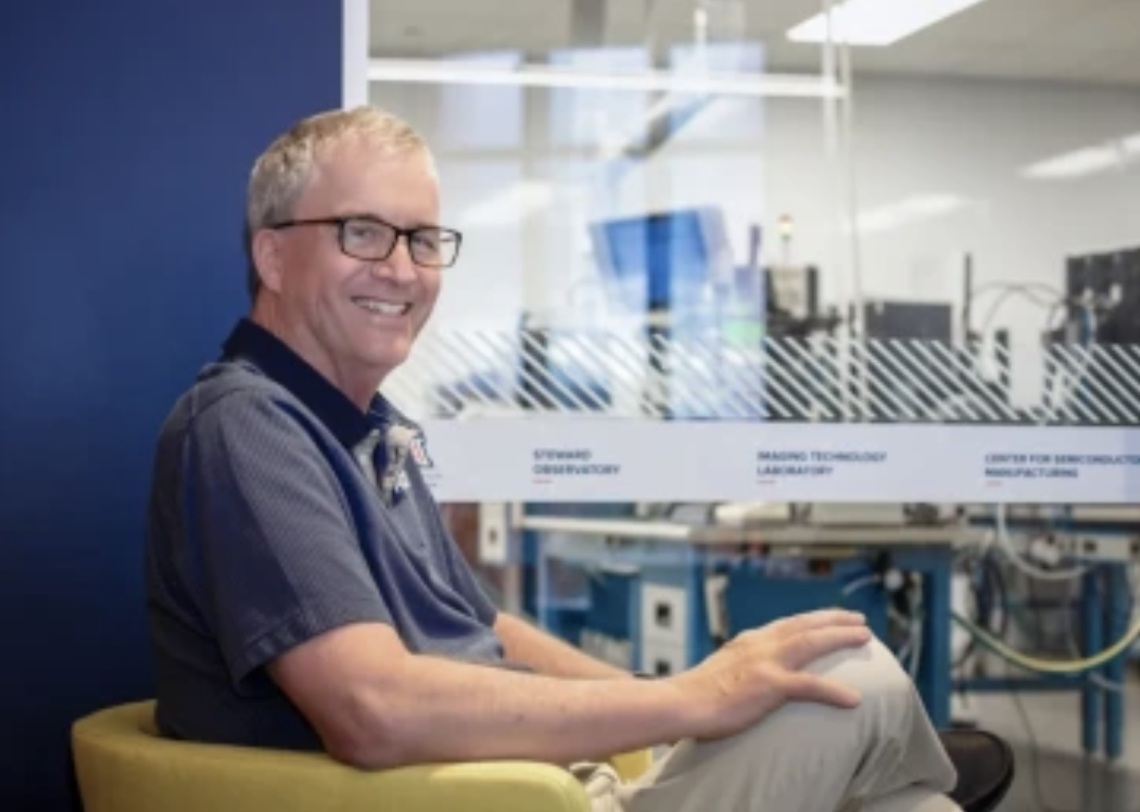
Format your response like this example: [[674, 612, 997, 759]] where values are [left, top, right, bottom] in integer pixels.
[[1104, 563, 1127, 761], [1081, 569, 1102, 756], [920, 548, 953, 730], [686, 550, 712, 666]]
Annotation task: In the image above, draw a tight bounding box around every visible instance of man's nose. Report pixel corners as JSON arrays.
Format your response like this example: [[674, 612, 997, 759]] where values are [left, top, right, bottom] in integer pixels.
[[372, 237, 417, 282]]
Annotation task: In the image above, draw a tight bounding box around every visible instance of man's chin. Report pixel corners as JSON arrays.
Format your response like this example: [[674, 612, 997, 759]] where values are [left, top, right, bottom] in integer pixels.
[[364, 348, 410, 375]]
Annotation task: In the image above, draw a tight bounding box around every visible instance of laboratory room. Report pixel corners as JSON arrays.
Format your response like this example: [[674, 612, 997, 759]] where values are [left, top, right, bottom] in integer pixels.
[[4, 1, 1139, 812], [365, 0, 1140, 811]]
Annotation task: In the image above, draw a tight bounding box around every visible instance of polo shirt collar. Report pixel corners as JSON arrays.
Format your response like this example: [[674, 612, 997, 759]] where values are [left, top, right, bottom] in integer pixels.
[[220, 318, 398, 451]]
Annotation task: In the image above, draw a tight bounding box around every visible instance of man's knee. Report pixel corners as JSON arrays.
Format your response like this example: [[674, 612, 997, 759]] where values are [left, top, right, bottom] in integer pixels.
[[684, 638, 917, 800], [805, 635, 916, 712], [716, 635, 918, 759], [744, 636, 913, 747]]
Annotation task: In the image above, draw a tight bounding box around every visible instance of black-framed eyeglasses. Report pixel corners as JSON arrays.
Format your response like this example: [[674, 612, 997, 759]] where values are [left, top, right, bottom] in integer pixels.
[[268, 215, 462, 268]]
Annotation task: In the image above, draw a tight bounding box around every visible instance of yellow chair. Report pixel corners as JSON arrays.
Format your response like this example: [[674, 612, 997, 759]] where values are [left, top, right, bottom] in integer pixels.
[[72, 701, 653, 812]]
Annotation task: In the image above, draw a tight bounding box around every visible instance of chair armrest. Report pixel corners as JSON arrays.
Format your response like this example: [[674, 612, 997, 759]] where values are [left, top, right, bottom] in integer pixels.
[[316, 760, 595, 812], [73, 703, 595, 812], [73, 703, 654, 812], [75, 738, 594, 812]]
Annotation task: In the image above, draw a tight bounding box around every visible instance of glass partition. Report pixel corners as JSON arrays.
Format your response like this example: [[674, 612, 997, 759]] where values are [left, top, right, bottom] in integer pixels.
[[367, 0, 855, 431], [356, 0, 1140, 509], [356, 0, 1140, 759]]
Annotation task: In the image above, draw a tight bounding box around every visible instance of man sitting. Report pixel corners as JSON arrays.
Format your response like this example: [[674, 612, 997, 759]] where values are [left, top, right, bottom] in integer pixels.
[[145, 105, 1011, 812]]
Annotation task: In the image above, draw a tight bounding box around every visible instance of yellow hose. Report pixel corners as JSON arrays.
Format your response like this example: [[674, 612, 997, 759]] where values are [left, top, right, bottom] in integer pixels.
[[952, 610, 1140, 674]]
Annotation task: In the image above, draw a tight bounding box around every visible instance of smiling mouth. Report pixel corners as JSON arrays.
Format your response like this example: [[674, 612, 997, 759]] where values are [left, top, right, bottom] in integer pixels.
[[352, 297, 411, 316]]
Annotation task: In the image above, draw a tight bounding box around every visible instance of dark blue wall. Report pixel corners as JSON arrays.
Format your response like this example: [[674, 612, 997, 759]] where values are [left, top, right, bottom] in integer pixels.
[[0, 3, 343, 808]]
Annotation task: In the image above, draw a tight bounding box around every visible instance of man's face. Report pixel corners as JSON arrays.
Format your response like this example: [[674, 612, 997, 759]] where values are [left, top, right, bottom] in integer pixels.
[[262, 138, 443, 393]]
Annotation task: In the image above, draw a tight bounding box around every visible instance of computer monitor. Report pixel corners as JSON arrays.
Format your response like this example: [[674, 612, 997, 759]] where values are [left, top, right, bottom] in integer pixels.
[[860, 299, 955, 421], [863, 300, 953, 342], [589, 207, 732, 312], [588, 208, 768, 420]]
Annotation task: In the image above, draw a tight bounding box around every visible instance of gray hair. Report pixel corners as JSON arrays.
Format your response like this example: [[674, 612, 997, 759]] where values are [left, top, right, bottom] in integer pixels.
[[243, 106, 431, 301]]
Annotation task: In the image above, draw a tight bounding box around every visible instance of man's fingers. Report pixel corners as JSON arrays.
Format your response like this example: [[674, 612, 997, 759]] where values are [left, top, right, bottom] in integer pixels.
[[782, 672, 862, 709], [772, 609, 867, 637], [783, 626, 872, 670]]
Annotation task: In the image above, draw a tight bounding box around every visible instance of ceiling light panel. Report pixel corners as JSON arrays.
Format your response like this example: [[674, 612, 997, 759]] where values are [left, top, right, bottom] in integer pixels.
[[786, 0, 990, 47]]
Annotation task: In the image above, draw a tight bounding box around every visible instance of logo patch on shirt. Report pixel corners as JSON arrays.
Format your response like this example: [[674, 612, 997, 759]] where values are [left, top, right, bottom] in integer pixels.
[[410, 432, 434, 468]]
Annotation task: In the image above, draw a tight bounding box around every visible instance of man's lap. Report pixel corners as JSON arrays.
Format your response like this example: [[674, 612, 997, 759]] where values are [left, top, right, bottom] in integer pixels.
[[581, 637, 959, 812]]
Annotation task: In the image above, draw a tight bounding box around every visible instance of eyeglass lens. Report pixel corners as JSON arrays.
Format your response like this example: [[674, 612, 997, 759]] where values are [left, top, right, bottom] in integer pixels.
[[341, 217, 459, 267]]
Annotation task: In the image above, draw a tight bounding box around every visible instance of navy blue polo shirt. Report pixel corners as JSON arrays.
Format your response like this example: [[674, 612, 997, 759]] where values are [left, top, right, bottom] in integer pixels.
[[145, 318, 504, 750]]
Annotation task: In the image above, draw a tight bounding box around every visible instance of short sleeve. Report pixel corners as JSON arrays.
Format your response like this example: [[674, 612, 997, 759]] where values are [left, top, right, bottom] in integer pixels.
[[185, 390, 391, 689]]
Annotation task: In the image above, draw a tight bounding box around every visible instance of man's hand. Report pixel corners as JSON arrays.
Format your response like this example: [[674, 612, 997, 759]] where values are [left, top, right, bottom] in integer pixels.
[[667, 609, 872, 742]]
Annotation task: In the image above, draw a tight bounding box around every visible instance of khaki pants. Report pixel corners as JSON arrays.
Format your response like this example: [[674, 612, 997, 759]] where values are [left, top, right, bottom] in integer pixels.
[[579, 637, 961, 812]]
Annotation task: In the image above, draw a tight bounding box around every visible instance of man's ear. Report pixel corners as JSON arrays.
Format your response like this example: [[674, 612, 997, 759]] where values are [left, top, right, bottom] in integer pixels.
[[252, 229, 285, 294]]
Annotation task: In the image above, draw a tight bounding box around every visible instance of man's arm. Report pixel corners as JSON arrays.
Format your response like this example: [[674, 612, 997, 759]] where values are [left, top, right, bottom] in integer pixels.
[[269, 610, 873, 772], [269, 621, 683, 770], [493, 612, 633, 680]]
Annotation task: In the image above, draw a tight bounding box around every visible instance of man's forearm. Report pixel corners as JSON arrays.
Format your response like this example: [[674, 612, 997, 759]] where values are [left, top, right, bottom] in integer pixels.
[[357, 654, 686, 769], [494, 612, 633, 680]]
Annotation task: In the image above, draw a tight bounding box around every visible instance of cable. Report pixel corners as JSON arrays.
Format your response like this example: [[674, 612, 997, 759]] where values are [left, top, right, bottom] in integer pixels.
[[971, 280, 1063, 299], [967, 281, 1090, 426], [840, 574, 879, 596], [952, 609, 1140, 674], [975, 282, 1066, 340], [971, 548, 1139, 812], [1088, 673, 1128, 694], [841, 569, 925, 675], [991, 506, 1090, 582], [952, 550, 1008, 670], [1009, 691, 1056, 812]]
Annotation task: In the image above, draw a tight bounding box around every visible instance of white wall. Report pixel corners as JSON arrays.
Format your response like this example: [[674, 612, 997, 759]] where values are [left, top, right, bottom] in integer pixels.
[[776, 76, 1140, 403], [370, 73, 1140, 410]]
